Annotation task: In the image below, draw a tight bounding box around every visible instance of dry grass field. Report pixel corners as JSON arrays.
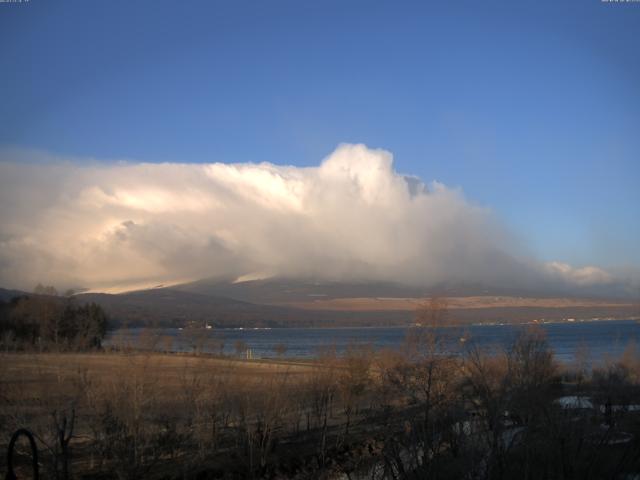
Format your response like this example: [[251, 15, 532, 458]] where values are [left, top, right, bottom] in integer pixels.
[[0, 352, 331, 479], [1, 351, 315, 387], [4, 334, 640, 479]]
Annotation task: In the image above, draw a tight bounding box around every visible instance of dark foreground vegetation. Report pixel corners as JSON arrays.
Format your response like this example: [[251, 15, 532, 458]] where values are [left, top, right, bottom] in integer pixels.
[[3, 325, 640, 479], [0, 293, 108, 351]]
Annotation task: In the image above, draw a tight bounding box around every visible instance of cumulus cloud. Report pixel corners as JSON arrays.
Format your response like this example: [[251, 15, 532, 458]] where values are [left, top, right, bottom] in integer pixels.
[[543, 262, 613, 287], [0, 144, 626, 294]]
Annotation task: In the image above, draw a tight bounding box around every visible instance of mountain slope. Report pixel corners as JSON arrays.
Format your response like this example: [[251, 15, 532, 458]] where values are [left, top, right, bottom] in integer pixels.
[[172, 278, 555, 304], [2, 280, 638, 329], [0, 288, 27, 302]]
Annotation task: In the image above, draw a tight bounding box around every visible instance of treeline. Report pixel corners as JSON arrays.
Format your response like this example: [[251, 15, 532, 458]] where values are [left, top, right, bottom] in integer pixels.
[[0, 292, 108, 351], [3, 328, 640, 479]]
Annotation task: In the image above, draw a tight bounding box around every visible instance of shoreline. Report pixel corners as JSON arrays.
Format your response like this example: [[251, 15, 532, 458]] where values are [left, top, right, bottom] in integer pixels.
[[106, 316, 640, 333]]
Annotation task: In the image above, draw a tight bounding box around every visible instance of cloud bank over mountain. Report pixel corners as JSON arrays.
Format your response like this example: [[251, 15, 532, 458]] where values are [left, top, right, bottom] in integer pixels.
[[0, 144, 632, 295]]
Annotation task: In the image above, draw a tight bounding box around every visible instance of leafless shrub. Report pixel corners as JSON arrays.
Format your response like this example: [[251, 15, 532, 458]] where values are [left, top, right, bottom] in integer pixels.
[[273, 343, 288, 358], [337, 344, 372, 439], [506, 326, 558, 425], [234, 340, 249, 358], [415, 295, 449, 327], [138, 327, 161, 352], [83, 356, 185, 479]]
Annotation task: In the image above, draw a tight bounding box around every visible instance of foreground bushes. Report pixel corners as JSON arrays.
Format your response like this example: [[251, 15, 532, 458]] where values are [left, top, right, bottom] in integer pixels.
[[3, 327, 640, 479]]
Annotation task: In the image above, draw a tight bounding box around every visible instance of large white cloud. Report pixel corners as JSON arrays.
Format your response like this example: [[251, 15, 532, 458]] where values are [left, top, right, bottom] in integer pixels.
[[0, 144, 625, 294]]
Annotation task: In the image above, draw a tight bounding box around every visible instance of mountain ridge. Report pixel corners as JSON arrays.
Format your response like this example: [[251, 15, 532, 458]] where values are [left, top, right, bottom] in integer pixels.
[[2, 280, 638, 329]]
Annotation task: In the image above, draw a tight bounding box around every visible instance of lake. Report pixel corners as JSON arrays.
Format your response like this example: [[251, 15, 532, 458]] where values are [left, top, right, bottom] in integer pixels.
[[104, 319, 640, 364]]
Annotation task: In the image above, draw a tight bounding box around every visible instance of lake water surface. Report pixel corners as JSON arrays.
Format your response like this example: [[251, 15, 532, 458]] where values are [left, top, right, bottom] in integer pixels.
[[105, 320, 640, 364]]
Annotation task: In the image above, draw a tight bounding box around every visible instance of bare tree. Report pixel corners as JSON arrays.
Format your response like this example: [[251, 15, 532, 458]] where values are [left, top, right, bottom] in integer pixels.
[[273, 343, 288, 358], [337, 344, 372, 439], [235, 340, 249, 358], [415, 295, 449, 327]]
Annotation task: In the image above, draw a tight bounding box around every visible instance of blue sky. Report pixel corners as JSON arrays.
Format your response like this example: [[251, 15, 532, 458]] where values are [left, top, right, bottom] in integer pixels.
[[1, 0, 639, 269]]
